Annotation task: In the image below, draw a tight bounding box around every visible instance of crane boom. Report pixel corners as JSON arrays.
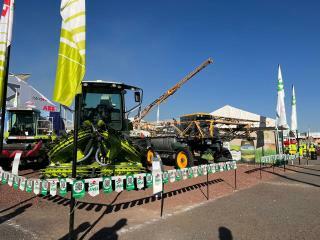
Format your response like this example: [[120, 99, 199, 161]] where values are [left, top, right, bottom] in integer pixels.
[[135, 58, 213, 122]]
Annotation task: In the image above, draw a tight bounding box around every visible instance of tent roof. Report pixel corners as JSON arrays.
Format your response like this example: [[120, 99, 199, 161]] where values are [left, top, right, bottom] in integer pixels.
[[211, 105, 276, 127]]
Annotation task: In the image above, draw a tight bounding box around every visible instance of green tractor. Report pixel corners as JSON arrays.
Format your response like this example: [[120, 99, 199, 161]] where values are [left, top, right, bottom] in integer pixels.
[[42, 81, 152, 178]]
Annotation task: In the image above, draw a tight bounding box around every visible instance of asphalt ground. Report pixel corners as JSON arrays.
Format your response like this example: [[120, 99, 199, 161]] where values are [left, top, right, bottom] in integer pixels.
[[0, 159, 319, 239], [120, 159, 320, 240]]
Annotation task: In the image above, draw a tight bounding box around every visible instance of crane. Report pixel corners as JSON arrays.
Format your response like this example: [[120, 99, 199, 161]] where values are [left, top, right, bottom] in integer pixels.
[[135, 58, 213, 123]]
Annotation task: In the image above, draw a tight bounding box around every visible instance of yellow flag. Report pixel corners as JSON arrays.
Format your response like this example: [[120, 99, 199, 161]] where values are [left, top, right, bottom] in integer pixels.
[[53, 0, 86, 107]]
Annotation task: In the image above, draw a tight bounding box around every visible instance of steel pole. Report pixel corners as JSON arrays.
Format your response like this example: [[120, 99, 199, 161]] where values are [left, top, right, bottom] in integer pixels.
[[0, 46, 11, 152], [69, 94, 80, 240]]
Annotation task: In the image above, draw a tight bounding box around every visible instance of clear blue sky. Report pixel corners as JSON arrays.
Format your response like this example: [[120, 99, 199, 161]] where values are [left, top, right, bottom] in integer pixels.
[[9, 0, 320, 132]]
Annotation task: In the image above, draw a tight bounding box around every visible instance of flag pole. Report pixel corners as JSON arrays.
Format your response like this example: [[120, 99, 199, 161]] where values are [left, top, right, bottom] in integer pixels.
[[0, 46, 11, 152], [0, 0, 15, 153], [69, 94, 80, 240]]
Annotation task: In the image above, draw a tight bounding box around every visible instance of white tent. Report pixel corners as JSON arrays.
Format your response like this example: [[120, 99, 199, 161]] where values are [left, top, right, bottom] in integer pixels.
[[211, 105, 276, 128], [7, 74, 57, 112]]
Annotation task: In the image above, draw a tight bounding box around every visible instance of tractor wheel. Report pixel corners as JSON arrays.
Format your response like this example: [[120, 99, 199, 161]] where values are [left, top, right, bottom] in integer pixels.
[[146, 149, 155, 166], [175, 148, 194, 169]]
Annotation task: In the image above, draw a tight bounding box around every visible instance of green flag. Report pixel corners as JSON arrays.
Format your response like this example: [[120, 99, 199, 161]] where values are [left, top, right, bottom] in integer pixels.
[[53, 0, 86, 106]]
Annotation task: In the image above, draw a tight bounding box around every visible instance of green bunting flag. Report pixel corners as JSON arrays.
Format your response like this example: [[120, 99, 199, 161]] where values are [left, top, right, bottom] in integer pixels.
[[33, 179, 41, 195], [187, 167, 193, 179], [41, 180, 48, 195], [126, 175, 135, 191], [102, 177, 113, 194], [72, 180, 85, 199], [26, 179, 33, 193], [146, 173, 153, 188], [207, 164, 212, 174], [2, 171, 8, 184], [13, 176, 19, 190], [88, 178, 100, 197], [49, 180, 58, 196], [134, 173, 145, 189], [162, 171, 169, 184], [175, 169, 182, 181], [20, 177, 26, 191], [59, 178, 67, 196]]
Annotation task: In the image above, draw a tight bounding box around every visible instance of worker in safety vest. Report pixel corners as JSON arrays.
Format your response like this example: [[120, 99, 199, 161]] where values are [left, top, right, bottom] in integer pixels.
[[309, 144, 317, 160], [299, 146, 303, 157]]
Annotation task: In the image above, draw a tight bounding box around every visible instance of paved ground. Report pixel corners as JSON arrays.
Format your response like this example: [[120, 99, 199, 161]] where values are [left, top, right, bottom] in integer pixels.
[[119, 160, 320, 240], [0, 159, 319, 239]]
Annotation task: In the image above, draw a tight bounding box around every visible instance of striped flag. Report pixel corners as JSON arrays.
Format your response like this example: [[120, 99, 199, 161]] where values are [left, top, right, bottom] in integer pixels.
[[53, 0, 86, 106], [0, 0, 14, 107], [291, 85, 297, 132], [276, 65, 287, 127]]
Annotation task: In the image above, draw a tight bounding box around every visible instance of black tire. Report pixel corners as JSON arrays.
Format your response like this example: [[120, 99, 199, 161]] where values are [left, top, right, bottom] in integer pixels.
[[175, 148, 194, 169], [215, 147, 232, 162]]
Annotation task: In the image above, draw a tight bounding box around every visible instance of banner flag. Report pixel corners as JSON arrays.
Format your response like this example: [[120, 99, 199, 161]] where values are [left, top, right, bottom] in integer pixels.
[[168, 170, 176, 183], [0, 0, 15, 107], [134, 173, 146, 189], [197, 166, 203, 176], [207, 164, 212, 174], [8, 173, 13, 186], [26, 179, 33, 193], [20, 177, 26, 191], [102, 177, 112, 194], [33, 179, 41, 195], [113, 176, 125, 193], [72, 179, 85, 199], [126, 175, 135, 191], [276, 65, 288, 127], [1, 170, 7, 184], [13, 175, 19, 189], [0, 167, 3, 181], [291, 85, 297, 132], [88, 178, 100, 197], [41, 180, 48, 195], [162, 171, 169, 184], [202, 165, 207, 175], [181, 168, 188, 180], [59, 178, 67, 196], [49, 180, 58, 196], [153, 172, 163, 195], [192, 166, 198, 178], [146, 173, 153, 188], [53, 0, 86, 106]]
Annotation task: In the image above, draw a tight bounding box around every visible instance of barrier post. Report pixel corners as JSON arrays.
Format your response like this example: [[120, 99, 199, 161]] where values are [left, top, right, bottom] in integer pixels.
[[206, 164, 209, 200], [234, 167, 237, 190], [160, 182, 164, 218], [283, 155, 286, 172], [260, 158, 262, 179]]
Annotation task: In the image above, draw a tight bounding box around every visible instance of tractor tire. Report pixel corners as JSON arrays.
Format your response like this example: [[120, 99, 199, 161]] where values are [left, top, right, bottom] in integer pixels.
[[175, 148, 194, 169]]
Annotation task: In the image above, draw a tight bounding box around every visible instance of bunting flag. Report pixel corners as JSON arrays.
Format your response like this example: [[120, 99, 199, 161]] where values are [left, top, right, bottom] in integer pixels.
[[291, 85, 297, 132], [0, 162, 239, 196], [88, 178, 100, 196], [0, 0, 14, 107], [102, 176, 112, 194], [276, 65, 287, 128], [134, 173, 145, 189], [53, 0, 86, 106], [72, 179, 85, 199]]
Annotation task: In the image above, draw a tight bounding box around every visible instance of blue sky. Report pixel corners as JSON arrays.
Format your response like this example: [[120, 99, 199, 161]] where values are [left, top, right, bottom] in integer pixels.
[[9, 0, 320, 131]]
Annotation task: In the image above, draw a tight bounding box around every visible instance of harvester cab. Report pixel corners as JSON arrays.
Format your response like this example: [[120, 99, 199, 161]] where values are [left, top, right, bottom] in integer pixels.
[[80, 81, 142, 131], [43, 80, 149, 178], [6, 107, 53, 144]]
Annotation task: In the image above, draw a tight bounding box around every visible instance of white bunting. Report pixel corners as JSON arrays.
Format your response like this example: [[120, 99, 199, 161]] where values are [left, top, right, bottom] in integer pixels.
[[134, 173, 145, 190], [88, 178, 100, 197], [112, 176, 125, 193], [33, 179, 41, 195], [192, 166, 198, 178], [168, 169, 176, 183]]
